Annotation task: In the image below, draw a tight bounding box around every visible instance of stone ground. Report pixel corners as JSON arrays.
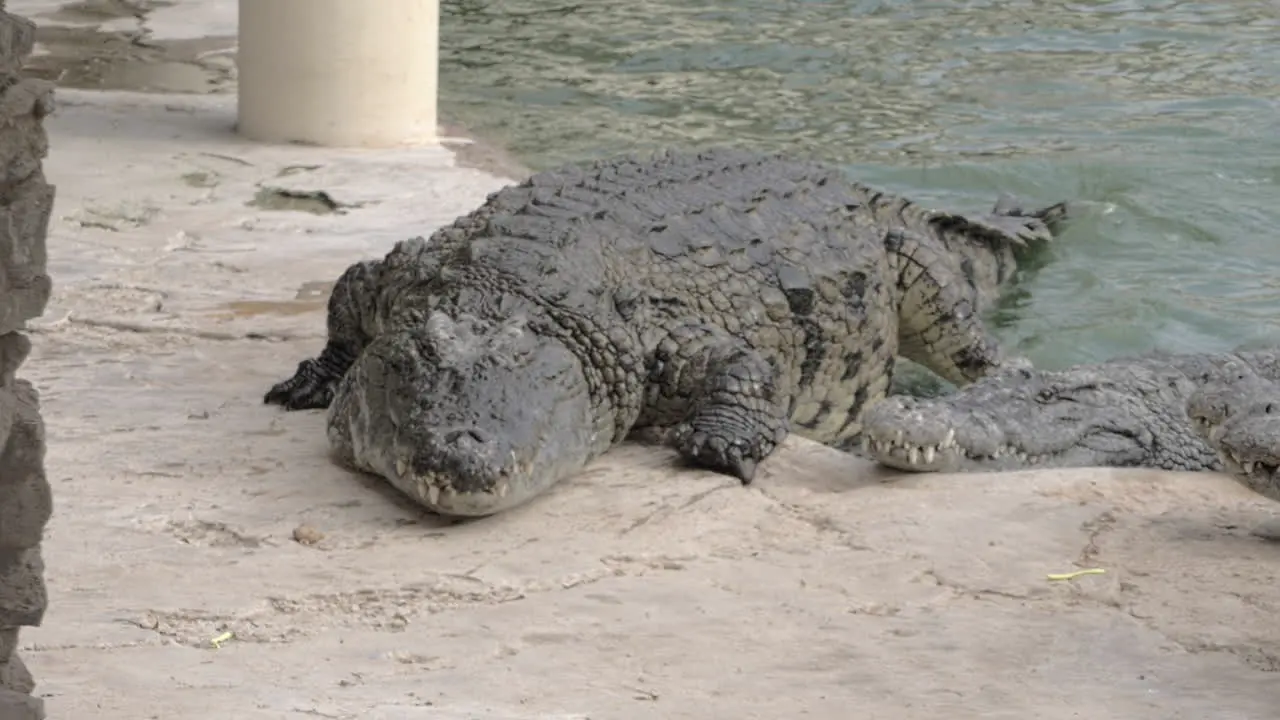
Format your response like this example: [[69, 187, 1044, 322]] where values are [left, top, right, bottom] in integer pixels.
[[13, 86, 1280, 720], [7, 3, 1280, 718]]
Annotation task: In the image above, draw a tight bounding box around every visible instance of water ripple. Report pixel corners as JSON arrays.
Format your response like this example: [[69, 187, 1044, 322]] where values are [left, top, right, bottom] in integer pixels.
[[441, 0, 1280, 365]]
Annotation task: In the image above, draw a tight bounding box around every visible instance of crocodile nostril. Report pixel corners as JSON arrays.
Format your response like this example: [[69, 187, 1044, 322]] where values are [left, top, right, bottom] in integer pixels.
[[445, 428, 489, 447]]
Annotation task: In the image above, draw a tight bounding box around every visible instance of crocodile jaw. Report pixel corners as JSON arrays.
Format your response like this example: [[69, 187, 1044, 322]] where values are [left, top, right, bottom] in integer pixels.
[[1210, 448, 1280, 501], [859, 387, 1153, 474], [1195, 417, 1280, 502], [860, 392, 1070, 471], [1188, 383, 1280, 502], [862, 426, 1056, 473]]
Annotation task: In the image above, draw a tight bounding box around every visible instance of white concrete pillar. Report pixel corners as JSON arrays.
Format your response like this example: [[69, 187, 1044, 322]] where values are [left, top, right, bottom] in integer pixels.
[[236, 0, 439, 148]]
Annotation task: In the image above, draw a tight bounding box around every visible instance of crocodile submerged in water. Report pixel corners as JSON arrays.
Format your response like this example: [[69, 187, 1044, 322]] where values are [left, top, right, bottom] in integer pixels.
[[264, 148, 1067, 517], [862, 348, 1280, 478]]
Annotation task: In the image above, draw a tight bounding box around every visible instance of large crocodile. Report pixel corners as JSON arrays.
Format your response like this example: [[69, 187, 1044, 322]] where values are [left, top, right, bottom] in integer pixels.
[[862, 348, 1280, 475], [1187, 373, 1280, 503], [264, 148, 1066, 517]]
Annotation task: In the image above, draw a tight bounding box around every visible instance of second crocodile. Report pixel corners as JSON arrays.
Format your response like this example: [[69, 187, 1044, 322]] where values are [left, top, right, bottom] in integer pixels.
[[1187, 373, 1280, 503], [863, 348, 1280, 475]]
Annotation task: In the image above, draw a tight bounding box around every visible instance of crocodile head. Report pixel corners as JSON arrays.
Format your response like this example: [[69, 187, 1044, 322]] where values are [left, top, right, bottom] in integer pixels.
[[1187, 378, 1280, 502], [861, 363, 1220, 473], [336, 310, 612, 517]]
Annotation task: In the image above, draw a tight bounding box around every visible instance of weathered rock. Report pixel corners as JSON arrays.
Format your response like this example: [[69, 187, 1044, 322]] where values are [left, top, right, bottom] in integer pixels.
[[0, 11, 33, 77], [0, 546, 44, 628], [0, 380, 48, 550], [0, 651, 32, 694], [0, 627, 16, 661], [0, 6, 54, 716], [0, 174, 52, 336], [0, 689, 42, 720], [0, 628, 31, 709], [0, 332, 29, 385], [0, 79, 52, 189]]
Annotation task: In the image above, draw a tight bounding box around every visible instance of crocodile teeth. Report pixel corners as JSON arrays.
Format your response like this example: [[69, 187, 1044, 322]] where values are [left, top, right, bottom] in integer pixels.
[[1243, 461, 1257, 475], [864, 428, 1050, 468], [864, 430, 993, 468]]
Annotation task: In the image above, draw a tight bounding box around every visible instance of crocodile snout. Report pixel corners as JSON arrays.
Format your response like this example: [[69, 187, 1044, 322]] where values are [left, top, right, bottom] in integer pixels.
[[408, 425, 517, 497]]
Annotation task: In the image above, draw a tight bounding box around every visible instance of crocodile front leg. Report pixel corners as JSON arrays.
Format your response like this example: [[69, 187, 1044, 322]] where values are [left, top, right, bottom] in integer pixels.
[[646, 323, 790, 483], [264, 260, 380, 410]]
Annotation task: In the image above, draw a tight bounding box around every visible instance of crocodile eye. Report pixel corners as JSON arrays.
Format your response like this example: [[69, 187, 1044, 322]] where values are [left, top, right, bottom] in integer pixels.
[[1265, 403, 1275, 415], [1036, 388, 1054, 402]]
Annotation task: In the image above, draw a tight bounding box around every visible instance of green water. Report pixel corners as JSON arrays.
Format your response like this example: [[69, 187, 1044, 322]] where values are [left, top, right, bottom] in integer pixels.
[[438, 0, 1280, 368]]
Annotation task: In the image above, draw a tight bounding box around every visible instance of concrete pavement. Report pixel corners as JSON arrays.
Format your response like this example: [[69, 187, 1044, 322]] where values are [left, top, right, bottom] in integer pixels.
[[10, 88, 1279, 719]]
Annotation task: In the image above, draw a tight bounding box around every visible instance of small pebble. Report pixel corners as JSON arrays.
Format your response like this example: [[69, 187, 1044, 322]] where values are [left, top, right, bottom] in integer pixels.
[[292, 524, 324, 546]]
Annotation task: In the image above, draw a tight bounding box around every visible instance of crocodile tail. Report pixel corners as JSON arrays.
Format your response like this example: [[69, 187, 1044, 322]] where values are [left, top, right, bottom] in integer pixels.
[[868, 186, 1069, 317], [853, 183, 1069, 251], [941, 201, 1064, 252], [989, 194, 1072, 239]]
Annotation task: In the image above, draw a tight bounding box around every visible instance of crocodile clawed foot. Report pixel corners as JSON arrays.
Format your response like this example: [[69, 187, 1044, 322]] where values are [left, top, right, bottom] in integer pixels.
[[674, 425, 767, 484], [264, 358, 338, 411]]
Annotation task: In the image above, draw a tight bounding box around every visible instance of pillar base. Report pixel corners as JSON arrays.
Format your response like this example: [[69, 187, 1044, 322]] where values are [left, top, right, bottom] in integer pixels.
[[237, 0, 440, 148]]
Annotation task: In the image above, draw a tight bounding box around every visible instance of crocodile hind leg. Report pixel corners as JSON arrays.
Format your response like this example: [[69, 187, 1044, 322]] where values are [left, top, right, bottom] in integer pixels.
[[646, 322, 790, 483], [885, 228, 1024, 386], [264, 260, 380, 410], [858, 185, 1068, 385], [858, 184, 1068, 314]]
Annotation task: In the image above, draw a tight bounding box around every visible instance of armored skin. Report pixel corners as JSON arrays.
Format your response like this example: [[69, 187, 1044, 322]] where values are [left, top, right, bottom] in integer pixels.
[[265, 148, 1066, 517], [863, 348, 1280, 476], [1187, 374, 1280, 503]]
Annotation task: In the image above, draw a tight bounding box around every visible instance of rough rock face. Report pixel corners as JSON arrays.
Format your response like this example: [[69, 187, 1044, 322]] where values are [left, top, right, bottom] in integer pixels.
[[0, 4, 55, 719]]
